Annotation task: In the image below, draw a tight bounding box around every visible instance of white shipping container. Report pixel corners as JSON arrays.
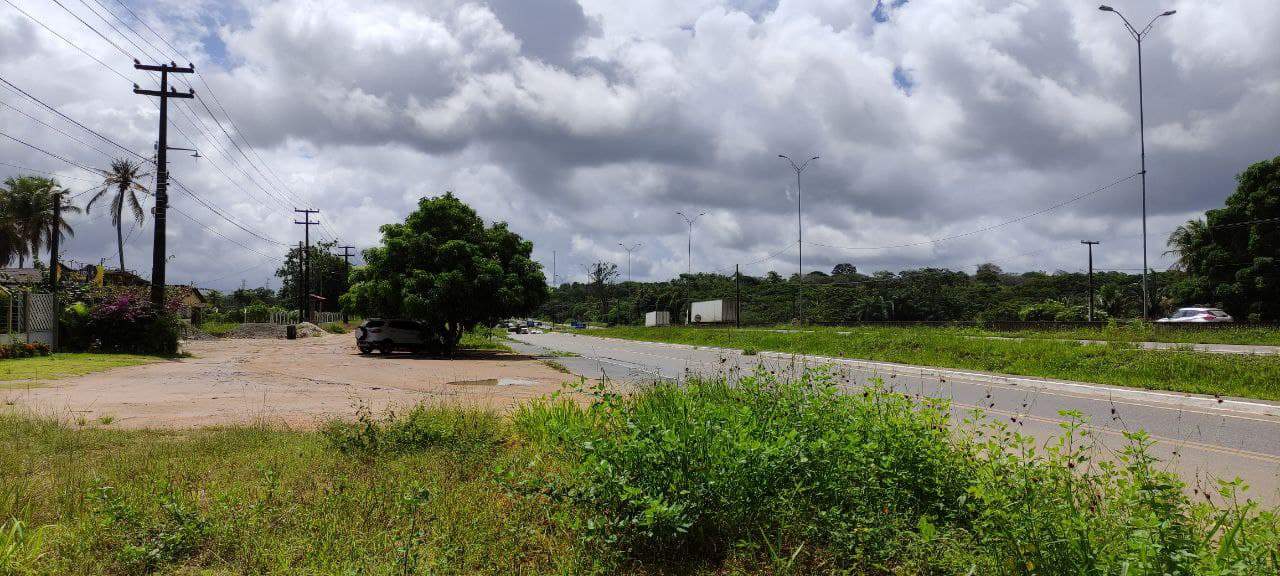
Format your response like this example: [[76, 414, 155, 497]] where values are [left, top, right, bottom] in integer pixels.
[[688, 299, 738, 324], [645, 311, 671, 327]]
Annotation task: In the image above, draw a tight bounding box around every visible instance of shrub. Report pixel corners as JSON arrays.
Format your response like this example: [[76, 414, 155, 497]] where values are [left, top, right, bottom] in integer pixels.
[[61, 288, 181, 355], [513, 370, 1280, 572], [0, 341, 51, 359]]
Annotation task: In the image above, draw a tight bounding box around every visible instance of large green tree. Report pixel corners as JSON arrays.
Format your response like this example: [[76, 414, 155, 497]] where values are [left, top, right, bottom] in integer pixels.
[[342, 193, 547, 353], [276, 239, 349, 313], [1166, 156, 1280, 321]]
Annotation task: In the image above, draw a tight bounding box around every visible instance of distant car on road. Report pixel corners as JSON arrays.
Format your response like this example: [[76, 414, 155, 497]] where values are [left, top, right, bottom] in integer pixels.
[[356, 318, 428, 354], [570, 321, 586, 329], [1156, 307, 1234, 323]]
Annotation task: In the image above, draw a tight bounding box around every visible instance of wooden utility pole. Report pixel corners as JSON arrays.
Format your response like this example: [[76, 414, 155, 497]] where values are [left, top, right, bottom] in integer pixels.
[[133, 60, 194, 311], [294, 209, 319, 322]]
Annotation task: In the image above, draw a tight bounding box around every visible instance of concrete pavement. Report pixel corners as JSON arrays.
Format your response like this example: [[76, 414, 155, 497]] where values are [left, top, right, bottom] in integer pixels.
[[509, 331, 1280, 506]]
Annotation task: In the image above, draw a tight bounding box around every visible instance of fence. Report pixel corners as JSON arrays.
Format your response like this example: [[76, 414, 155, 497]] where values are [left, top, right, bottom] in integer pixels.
[[313, 311, 343, 325], [1, 290, 56, 346]]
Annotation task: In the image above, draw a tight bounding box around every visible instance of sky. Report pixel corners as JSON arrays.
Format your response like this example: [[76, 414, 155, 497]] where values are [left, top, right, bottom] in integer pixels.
[[2, 0, 1278, 290]]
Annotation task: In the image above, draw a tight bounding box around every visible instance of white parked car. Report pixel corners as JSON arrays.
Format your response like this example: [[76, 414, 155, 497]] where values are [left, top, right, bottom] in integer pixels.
[[1156, 307, 1234, 323], [356, 318, 429, 354]]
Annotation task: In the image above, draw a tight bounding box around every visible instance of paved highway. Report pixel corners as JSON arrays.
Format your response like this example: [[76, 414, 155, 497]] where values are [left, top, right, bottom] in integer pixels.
[[509, 331, 1280, 506]]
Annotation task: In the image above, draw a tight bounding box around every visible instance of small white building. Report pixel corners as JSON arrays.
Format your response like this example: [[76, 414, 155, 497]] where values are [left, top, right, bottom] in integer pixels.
[[645, 311, 670, 327], [688, 299, 738, 324]]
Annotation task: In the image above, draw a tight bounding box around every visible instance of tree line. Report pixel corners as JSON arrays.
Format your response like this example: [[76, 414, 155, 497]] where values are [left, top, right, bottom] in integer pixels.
[[543, 156, 1280, 325]]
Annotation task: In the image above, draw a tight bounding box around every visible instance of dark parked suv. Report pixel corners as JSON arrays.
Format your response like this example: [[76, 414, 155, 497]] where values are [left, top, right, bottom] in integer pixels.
[[356, 318, 429, 354]]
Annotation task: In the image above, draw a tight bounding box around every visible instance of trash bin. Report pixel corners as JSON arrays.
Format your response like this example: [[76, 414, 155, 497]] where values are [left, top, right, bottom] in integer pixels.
[[286, 324, 297, 340]]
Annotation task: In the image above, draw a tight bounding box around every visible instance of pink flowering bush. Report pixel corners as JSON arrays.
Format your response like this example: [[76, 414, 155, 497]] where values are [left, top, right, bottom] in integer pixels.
[[60, 287, 183, 354]]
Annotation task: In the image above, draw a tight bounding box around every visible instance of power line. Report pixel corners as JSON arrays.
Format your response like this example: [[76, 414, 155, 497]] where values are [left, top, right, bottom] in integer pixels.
[[0, 129, 101, 173], [0, 96, 117, 160], [0, 161, 100, 182], [0, 0, 135, 83], [0, 75, 150, 163]]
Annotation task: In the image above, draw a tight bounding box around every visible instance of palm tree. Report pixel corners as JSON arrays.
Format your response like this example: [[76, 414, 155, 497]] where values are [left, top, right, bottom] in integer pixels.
[[86, 159, 150, 272], [0, 189, 22, 267], [1165, 218, 1209, 273], [1, 176, 78, 267]]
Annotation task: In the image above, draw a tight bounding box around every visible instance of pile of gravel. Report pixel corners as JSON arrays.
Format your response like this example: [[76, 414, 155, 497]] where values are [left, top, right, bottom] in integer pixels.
[[213, 322, 333, 339], [223, 323, 287, 339], [295, 322, 329, 338]]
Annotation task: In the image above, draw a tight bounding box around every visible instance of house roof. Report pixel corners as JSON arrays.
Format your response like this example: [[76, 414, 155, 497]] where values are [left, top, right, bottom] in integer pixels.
[[0, 268, 42, 285]]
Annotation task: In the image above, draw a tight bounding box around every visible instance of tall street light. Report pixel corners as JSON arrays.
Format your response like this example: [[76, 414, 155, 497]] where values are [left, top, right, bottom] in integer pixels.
[[779, 154, 819, 325], [1099, 4, 1175, 319], [619, 242, 643, 283], [676, 211, 706, 275]]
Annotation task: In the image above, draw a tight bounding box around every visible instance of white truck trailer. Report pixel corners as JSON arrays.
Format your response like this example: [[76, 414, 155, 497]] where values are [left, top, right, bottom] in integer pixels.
[[645, 311, 671, 327], [688, 299, 738, 324]]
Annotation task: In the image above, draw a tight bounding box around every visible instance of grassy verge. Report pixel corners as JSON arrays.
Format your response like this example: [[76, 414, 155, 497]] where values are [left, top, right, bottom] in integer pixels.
[[3, 372, 1277, 574], [965, 322, 1280, 347], [588, 326, 1280, 401], [459, 328, 513, 352], [0, 353, 161, 383], [198, 321, 240, 337]]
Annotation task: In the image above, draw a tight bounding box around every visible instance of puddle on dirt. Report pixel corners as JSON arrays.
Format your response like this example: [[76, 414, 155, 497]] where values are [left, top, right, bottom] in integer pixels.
[[446, 378, 534, 387]]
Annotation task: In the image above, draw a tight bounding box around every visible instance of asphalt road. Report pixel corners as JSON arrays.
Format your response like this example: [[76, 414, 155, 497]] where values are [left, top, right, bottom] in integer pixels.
[[509, 331, 1280, 506]]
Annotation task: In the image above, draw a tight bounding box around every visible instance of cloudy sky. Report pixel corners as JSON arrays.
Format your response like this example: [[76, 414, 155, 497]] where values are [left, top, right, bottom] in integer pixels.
[[2, 0, 1278, 289]]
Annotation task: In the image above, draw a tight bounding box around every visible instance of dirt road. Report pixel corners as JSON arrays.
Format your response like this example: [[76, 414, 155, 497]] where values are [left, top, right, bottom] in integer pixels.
[[3, 334, 581, 429]]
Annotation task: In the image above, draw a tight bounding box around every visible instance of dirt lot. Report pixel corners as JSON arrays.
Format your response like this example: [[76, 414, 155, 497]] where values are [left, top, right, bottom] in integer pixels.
[[2, 334, 583, 429]]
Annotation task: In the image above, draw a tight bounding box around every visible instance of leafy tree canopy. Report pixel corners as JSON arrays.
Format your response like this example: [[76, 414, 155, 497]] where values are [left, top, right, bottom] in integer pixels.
[[341, 193, 547, 352], [1166, 156, 1280, 321]]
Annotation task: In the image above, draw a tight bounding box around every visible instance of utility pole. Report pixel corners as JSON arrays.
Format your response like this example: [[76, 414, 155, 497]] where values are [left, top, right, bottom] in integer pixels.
[[618, 242, 643, 283], [295, 241, 304, 321], [133, 59, 194, 311], [735, 263, 741, 329], [552, 250, 557, 287], [294, 209, 319, 323], [676, 210, 706, 275], [1099, 5, 1175, 319], [779, 154, 819, 325], [338, 245, 355, 323], [1082, 241, 1100, 322], [48, 191, 61, 351]]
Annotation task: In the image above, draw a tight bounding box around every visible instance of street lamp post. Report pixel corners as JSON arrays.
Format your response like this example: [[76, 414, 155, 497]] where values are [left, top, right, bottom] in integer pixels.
[[779, 154, 819, 326], [618, 242, 643, 283], [675, 211, 706, 275], [1099, 5, 1175, 319]]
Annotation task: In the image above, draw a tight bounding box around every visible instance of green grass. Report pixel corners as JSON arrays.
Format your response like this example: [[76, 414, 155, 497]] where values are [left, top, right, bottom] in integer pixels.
[[965, 321, 1280, 346], [3, 372, 1276, 574], [318, 321, 348, 334], [198, 321, 240, 337], [587, 325, 1280, 401], [459, 329, 513, 352], [0, 353, 161, 383]]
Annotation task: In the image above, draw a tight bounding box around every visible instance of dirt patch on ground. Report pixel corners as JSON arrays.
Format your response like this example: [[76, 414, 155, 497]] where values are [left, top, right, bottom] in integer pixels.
[[2, 334, 588, 429]]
